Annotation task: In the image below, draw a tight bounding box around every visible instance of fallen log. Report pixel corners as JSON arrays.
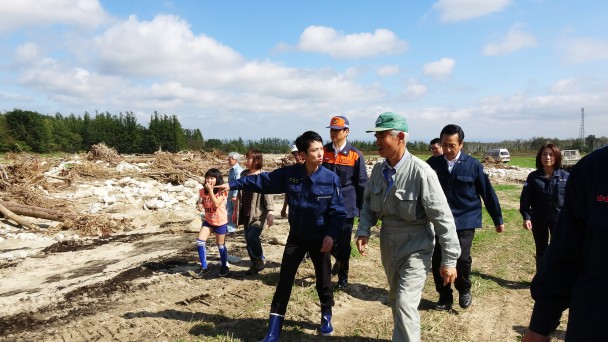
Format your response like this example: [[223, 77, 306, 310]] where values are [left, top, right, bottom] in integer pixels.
[[0, 201, 77, 222], [0, 202, 38, 230]]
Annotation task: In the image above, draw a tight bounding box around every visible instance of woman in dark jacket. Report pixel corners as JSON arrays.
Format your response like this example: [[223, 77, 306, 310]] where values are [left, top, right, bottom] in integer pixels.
[[235, 149, 275, 275], [520, 143, 569, 271]]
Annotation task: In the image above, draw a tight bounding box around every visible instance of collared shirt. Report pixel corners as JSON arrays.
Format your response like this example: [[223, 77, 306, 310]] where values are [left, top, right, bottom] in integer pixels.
[[382, 151, 410, 194], [333, 141, 346, 154], [444, 151, 461, 173], [228, 163, 243, 199]]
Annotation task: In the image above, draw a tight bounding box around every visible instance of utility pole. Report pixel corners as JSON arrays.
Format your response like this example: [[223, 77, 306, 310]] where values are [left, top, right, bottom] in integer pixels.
[[579, 107, 585, 150]]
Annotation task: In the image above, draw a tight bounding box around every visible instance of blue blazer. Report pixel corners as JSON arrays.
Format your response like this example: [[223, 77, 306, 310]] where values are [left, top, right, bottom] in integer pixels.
[[428, 154, 503, 230]]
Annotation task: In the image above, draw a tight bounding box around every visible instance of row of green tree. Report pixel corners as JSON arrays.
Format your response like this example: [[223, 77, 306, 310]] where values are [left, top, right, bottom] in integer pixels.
[[1, 109, 605, 155], [0, 109, 293, 154]]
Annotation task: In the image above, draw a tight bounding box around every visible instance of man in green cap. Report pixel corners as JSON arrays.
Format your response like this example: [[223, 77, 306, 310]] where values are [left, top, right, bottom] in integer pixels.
[[355, 112, 461, 342]]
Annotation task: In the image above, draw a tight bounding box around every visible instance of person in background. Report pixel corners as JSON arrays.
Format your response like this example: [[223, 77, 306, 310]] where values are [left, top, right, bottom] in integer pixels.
[[322, 115, 367, 290], [281, 144, 304, 218], [356, 112, 460, 342], [226, 152, 243, 234], [216, 131, 346, 341], [194, 168, 230, 278], [519, 144, 569, 272], [427, 124, 504, 311], [235, 149, 275, 275], [522, 146, 608, 341], [427, 138, 443, 161]]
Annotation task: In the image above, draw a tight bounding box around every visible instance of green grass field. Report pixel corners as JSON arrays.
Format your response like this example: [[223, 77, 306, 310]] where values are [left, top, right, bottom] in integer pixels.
[[413, 152, 537, 169]]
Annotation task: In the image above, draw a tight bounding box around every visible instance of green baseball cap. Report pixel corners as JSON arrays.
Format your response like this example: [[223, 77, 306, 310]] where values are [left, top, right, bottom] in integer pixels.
[[366, 112, 408, 133]]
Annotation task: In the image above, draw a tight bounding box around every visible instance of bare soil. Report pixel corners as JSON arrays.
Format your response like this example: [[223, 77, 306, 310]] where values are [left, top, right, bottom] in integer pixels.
[[0, 154, 567, 342]]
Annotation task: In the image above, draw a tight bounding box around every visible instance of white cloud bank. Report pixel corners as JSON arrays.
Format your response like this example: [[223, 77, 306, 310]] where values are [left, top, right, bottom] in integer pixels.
[[433, 0, 511, 23], [483, 26, 537, 55], [0, 0, 109, 32], [561, 37, 608, 63], [297, 26, 408, 58]]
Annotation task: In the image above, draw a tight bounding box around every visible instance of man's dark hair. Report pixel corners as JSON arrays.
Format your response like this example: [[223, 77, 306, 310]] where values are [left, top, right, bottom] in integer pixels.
[[440, 124, 465, 143], [430, 138, 441, 145], [295, 131, 323, 153]]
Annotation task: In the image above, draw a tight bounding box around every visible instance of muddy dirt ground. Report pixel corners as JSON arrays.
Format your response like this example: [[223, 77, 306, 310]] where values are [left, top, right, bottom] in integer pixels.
[[0, 154, 566, 342]]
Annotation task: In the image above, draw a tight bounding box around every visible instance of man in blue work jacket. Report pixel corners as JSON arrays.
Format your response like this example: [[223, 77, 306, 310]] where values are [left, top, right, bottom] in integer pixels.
[[216, 130, 346, 341], [427, 124, 504, 311]]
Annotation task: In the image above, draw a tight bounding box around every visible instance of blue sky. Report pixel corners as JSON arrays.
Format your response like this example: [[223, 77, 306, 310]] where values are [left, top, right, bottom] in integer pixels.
[[1, 0, 607, 143]]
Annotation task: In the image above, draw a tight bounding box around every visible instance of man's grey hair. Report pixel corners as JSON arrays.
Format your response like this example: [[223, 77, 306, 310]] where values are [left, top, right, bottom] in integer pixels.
[[228, 152, 240, 161], [388, 129, 409, 144]]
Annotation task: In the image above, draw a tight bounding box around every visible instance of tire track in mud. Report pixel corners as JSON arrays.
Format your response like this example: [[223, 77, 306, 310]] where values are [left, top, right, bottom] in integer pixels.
[[0, 231, 201, 340]]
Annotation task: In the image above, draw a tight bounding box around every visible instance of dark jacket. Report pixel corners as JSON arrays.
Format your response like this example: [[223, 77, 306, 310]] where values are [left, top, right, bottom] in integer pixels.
[[519, 168, 569, 223], [322, 141, 368, 218], [235, 169, 275, 229], [229, 163, 346, 241], [528, 146, 608, 340], [427, 153, 503, 229]]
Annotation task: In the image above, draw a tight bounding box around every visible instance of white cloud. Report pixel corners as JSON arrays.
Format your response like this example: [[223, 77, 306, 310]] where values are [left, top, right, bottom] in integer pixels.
[[423, 58, 456, 79], [93, 15, 245, 78], [377, 65, 400, 76], [14, 43, 41, 64], [17, 57, 127, 104], [0, 0, 109, 32], [550, 79, 580, 94], [403, 82, 428, 100], [296, 26, 408, 58], [561, 38, 608, 63], [483, 27, 537, 55], [433, 0, 511, 23]]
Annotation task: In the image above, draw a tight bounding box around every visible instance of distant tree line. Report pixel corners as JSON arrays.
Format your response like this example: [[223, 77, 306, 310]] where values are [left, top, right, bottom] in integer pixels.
[[350, 135, 607, 156], [0, 109, 290, 154], [1, 109, 605, 155]]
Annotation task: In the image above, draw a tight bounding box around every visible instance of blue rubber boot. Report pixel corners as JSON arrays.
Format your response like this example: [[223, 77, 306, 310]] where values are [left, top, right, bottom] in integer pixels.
[[320, 304, 333, 336], [260, 313, 284, 342]]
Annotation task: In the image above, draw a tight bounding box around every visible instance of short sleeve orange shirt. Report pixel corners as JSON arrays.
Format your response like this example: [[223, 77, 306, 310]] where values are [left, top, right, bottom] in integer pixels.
[[199, 189, 228, 226]]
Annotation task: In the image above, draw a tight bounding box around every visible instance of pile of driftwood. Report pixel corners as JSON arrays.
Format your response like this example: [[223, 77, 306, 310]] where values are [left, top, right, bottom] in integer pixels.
[[0, 149, 129, 236], [0, 147, 292, 236], [87, 143, 122, 165]]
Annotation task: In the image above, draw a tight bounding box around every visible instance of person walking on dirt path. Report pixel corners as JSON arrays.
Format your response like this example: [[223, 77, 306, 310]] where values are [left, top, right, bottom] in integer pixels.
[[226, 152, 243, 235], [194, 168, 230, 278], [427, 124, 504, 311], [521, 145, 608, 342], [427, 138, 443, 162], [519, 143, 569, 272], [322, 115, 368, 290], [234, 149, 275, 275], [216, 130, 346, 341], [355, 112, 460, 342]]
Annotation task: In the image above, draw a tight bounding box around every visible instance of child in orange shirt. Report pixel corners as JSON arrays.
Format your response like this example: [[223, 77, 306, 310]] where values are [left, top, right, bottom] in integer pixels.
[[195, 168, 229, 278]]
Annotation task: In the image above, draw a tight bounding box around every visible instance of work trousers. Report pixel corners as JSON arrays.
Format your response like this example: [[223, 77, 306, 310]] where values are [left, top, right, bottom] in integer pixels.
[[226, 199, 236, 233], [432, 228, 475, 297], [244, 222, 264, 263], [331, 217, 354, 281], [380, 224, 434, 342], [531, 218, 556, 261], [270, 234, 334, 316]]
